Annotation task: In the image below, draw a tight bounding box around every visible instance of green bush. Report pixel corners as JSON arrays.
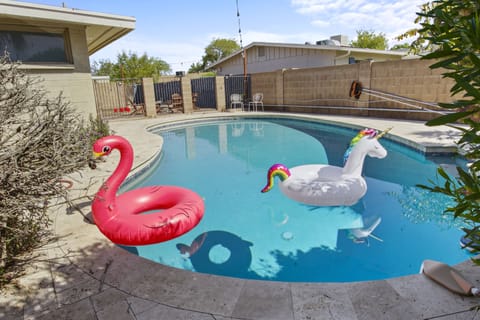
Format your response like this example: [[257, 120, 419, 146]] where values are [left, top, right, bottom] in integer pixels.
[[414, 1, 480, 262]]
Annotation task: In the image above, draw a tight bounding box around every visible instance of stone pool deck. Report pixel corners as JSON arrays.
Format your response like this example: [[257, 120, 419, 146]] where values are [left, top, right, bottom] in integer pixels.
[[2, 112, 480, 320]]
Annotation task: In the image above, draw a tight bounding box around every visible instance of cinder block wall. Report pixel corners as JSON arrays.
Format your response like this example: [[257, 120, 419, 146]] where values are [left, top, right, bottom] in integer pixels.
[[251, 58, 458, 120], [283, 63, 360, 107], [369, 59, 456, 113]]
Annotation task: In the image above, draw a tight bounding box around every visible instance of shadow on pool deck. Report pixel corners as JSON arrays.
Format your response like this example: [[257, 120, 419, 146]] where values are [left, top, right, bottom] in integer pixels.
[[2, 112, 480, 320]]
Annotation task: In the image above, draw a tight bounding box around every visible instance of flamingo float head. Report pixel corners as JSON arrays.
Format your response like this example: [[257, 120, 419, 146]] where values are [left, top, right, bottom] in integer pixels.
[[92, 135, 124, 158]]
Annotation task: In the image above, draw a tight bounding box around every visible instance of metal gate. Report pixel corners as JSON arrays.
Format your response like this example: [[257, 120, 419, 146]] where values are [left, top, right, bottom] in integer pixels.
[[224, 74, 251, 107], [191, 77, 216, 108], [92, 78, 144, 119], [153, 80, 182, 103]]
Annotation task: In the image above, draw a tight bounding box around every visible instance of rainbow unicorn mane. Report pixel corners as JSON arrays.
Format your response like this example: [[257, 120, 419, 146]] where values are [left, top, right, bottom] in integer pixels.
[[343, 128, 378, 165], [261, 164, 291, 193]]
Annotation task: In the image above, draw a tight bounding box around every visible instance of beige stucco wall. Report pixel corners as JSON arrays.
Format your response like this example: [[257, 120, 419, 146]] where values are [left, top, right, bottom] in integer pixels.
[[29, 71, 97, 117], [22, 26, 96, 119]]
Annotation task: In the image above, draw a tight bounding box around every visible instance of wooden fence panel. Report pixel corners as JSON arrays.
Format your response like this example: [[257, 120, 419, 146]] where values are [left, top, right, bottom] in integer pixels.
[[92, 79, 144, 119]]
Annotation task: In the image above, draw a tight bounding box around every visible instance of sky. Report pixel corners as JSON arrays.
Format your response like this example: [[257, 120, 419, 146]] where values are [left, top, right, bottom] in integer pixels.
[[22, 0, 426, 72]]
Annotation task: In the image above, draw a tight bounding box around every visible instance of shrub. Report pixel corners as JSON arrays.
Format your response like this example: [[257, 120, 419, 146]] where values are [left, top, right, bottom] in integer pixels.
[[0, 53, 109, 285], [414, 1, 480, 262]]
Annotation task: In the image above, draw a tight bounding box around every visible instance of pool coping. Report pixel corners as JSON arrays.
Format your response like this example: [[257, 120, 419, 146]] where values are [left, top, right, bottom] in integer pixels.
[[144, 112, 460, 155], [3, 111, 479, 320]]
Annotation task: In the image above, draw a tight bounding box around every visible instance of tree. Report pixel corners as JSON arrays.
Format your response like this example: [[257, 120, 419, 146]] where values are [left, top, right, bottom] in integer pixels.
[[350, 29, 388, 50], [91, 51, 171, 79], [390, 43, 411, 51], [188, 61, 204, 73], [396, 2, 439, 54], [413, 1, 480, 263], [0, 53, 110, 285], [189, 38, 240, 73]]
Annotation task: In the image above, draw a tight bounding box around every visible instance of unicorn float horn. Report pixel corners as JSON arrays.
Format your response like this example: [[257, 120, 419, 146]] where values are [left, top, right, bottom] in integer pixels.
[[261, 164, 291, 193], [376, 127, 392, 139]]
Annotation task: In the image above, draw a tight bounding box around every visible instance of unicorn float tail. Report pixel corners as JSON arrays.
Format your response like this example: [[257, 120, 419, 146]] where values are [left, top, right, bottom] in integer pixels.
[[261, 164, 291, 193]]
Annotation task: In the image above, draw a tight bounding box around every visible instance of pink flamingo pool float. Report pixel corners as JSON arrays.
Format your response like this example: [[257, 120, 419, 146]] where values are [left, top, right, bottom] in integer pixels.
[[91, 135, 204, 246]]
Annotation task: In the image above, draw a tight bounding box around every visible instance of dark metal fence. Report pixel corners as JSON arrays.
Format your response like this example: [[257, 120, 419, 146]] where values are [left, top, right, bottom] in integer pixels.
[[191, 77, 216, 108], [153, 80, 182, 103], [93, 75, 254, 118], [224, 74, 251, 107]]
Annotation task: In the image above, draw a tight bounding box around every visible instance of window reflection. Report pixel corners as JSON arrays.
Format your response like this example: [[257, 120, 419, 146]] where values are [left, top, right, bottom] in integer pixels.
[[0, 30, 68, 63]]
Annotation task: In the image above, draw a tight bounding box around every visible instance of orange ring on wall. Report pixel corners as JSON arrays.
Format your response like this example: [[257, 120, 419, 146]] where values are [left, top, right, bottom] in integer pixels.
[[349, 81, 362, 99]]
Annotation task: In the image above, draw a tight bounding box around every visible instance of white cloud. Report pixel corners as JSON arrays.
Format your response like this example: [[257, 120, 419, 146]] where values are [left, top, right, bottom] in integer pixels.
[[311, 19, 330, 28], [290, 0, 424, 47], [90, 33, 205, 72]]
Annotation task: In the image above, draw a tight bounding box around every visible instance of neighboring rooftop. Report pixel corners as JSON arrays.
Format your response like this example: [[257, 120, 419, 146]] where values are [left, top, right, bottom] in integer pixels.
[[208, 37, 408, 75]]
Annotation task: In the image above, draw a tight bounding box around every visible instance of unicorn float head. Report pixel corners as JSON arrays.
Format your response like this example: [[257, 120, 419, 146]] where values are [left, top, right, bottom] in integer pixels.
[[261, 127, 390, 206]]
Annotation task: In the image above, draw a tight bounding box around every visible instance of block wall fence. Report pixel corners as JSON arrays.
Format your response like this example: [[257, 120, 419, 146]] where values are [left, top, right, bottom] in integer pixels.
[[249, 59, 458, 121], [135, 59, 459, 121]]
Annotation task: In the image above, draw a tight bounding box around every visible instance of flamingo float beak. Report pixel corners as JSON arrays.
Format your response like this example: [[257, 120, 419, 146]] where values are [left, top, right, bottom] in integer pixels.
[[93, 151, 104, 158]]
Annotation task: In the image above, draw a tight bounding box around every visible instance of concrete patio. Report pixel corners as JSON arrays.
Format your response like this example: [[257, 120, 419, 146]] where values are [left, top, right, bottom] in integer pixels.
[[2, 112, 480, 320]]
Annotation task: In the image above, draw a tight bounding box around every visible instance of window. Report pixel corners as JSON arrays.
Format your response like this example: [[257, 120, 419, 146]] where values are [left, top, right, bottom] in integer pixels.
[[258, 47, 265, 58], [0, 30, 69, 63]]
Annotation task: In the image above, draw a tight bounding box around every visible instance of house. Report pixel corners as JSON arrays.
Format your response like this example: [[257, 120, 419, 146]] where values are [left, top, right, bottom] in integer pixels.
[[0, 0, 135, 118], [208, 35, 408, 76]]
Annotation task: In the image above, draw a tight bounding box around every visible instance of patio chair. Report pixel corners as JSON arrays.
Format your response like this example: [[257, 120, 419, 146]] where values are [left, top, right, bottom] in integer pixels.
[[230, 93, 244, 111], [232, 123, 245, 137], [249, 122, 264, 136], [248, 93, 264, 111], [171, 93, 184, 113]]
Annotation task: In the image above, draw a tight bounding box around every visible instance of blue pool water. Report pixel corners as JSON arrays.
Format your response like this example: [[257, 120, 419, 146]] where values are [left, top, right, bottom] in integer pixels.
[[121, 118, 470, 282]]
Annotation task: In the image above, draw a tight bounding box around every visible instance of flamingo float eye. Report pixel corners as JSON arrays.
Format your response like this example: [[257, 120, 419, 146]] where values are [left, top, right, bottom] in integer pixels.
[[102, 146, 111, 153]]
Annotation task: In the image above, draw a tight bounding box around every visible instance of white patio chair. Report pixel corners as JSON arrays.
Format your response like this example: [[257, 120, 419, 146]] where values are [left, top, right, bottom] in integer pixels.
[[230, 93, 244, 111], [248, 93, 264, 111]]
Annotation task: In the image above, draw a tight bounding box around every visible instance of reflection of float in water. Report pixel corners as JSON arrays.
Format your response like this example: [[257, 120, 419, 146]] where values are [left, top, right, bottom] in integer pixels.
[[176, 230, 253, 277], [348, 217, 383, 245]]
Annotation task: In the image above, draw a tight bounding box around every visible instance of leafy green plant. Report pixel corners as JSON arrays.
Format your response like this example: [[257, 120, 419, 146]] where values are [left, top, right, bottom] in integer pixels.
[[87, 114, 111, 145], [350, 29, 389, 50], [413, 1, 480, 262]]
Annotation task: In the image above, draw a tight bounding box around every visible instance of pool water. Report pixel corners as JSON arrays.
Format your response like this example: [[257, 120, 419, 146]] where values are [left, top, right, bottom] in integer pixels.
[[121, 118, 470, 282]]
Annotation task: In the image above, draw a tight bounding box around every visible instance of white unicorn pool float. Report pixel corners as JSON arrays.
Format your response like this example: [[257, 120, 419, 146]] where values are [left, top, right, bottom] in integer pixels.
[[261, 128, 390, 206]]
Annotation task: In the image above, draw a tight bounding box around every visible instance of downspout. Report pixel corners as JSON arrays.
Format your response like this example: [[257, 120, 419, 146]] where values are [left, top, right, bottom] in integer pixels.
[[334, 49, 351, 65], [243, 47, 248, 101]]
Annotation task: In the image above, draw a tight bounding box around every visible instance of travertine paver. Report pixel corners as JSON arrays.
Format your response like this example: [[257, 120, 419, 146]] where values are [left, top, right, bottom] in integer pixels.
[[2, 112, 479, 320], [231, 280, 294, 320], [291, 282, 357, 320], [348, 280, 420, 320]]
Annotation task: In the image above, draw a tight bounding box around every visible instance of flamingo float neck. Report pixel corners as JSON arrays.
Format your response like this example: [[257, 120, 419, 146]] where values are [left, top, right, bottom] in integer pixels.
[[94, 136, 133, 199]]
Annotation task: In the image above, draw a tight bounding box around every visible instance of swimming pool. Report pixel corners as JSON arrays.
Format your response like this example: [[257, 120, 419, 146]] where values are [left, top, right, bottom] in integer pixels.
[[120, 117, 470, 282]]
